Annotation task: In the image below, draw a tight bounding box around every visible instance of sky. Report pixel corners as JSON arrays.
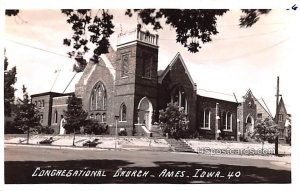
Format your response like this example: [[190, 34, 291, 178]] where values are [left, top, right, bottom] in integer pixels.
[[4, 9, 298, 116]]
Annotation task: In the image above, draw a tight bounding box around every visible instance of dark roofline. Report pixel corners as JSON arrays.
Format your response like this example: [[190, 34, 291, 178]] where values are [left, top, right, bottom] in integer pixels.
[[198, 95, 239, 105], [31, 92, 74, 98]]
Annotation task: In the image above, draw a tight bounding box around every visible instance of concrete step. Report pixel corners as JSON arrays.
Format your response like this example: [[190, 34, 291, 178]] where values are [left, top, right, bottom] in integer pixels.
[[165, 139, 196, 153]]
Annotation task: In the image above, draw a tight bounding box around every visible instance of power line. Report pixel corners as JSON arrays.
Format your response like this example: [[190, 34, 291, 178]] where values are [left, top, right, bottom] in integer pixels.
[[5, 39, 69, 58], [5, 38, 289, 93]]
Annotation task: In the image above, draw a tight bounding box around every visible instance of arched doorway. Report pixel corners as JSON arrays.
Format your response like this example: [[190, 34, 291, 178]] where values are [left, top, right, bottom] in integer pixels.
[[246, 114, 254, 134], [137, 97, 153, 130]]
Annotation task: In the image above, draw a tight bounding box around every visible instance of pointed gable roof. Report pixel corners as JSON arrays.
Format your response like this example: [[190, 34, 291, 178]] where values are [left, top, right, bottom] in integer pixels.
[[158, 52, 197, 90], [277, 97, 288, 115], [244, 88, 273, 118]]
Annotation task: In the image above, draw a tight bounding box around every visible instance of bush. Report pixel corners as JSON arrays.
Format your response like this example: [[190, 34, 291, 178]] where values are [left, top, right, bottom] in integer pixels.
[[119, 129, 127, 136], [37, 126, 55, 134], [83, 119, 108, 135], [159, 102, 190, 139], [5, 121, 24, 134], [39, 137, 54, 144], [83, 138, 100, 147]]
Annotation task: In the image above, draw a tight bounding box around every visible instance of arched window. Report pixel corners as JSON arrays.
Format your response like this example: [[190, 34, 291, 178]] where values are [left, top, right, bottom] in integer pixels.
[[204, 109, 211, 129], [90, 113, 95, 119], [96, 113, 101, 120], [102, 113, 107, 123], [90, 81, 107, 111], [120, 103, 127, 122], [121, 54, 129, 77], [226, 112, 232, 131], [39, 114, 43, 124], [171, 87, 188, 114], [53, 110, 58, 124]]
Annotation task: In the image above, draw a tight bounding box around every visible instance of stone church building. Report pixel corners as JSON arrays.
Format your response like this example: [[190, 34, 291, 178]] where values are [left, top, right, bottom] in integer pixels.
[[31, 28, 272, 141]]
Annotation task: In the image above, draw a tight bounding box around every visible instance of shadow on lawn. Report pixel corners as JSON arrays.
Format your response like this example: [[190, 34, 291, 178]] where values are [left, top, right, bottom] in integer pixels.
[[5, 159, 291, 184]]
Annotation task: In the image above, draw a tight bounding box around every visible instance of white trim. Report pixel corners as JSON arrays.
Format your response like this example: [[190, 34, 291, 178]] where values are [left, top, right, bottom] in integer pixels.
[[52, 104, 68, 107], [117, 41, 159, 50], [224, 112, 233, 131], [137, 97, 153, 130], [52, 95, 71, 99], [84, 64, 96, 85], [246, 114, 254, 133], [100, 54, 115, 80]]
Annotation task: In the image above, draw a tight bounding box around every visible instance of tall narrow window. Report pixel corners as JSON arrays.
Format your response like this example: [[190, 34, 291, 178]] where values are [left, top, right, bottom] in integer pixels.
[[120, 104, 127, 122], [96, 113, 101, 120], [102, 113, 107, 123], [53, 110, 58, 124], [121, 54, 129, 77], [278, 114, 283, 122], [204, 109, 210, 129], [226, 112, 232, 130], [171, 87, 188, 114], [90, 114, 95, 119], [41, 100, 45, 108], [222, 111, 226, 129], [199, 109, 204, 128], [142, 53, 152, 78], [40, 114, 43, 124], [90, 81, 107, 111]]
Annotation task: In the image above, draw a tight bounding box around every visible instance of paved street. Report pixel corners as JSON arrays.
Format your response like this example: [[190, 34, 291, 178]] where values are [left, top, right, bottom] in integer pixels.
[[4, 145, 291, 183]]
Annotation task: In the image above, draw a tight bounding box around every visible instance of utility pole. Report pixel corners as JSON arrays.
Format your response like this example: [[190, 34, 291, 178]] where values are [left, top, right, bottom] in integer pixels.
[[275, 76, 280, 155]]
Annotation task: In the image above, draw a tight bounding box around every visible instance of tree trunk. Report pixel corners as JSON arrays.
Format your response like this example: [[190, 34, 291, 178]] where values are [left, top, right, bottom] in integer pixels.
[[261, 141, 264, 151], [27, 126, 30, 144], [72, 129, 76, 146]]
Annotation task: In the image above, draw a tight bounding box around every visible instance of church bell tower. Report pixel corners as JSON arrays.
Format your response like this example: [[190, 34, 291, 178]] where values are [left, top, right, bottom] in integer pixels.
[[114, 26, 159, 133]]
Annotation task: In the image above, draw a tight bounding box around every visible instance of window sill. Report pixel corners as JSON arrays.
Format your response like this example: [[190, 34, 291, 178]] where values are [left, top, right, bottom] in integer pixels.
[[200, 128, 211, 130], [119, 121, 127, 123], [121, 76, 129, 79], [223, 129, 233, 132], [141, 76, 152, 80]]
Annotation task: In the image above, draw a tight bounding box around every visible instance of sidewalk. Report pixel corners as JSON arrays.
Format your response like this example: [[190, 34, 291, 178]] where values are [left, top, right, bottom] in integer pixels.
[[4, 134, 291, 164]]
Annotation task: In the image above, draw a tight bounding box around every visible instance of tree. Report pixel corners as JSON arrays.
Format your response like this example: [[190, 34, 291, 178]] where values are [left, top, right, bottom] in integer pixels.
[[159, 102, 190, 139], [60, 9, 271, 72], [5, 10, 19, 16], [63, 94, 88, 146], [14, 85, 41, 143], [252, 117, 278, 151], [4, 50, 17, 117]]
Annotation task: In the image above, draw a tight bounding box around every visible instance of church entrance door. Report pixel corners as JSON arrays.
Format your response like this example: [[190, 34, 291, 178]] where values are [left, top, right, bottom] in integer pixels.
[[137, 97, 153, 130]]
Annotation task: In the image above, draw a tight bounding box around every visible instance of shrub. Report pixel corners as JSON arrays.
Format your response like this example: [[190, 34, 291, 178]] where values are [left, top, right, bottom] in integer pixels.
[[159, 102, 190, 139], [119, 129, 127, 136], [37, 126, 55, 134], [83, 119, 108, 135], [5, 121, 24, 134], [39, 137, 54, 144], [83, 138, 100, 147]]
